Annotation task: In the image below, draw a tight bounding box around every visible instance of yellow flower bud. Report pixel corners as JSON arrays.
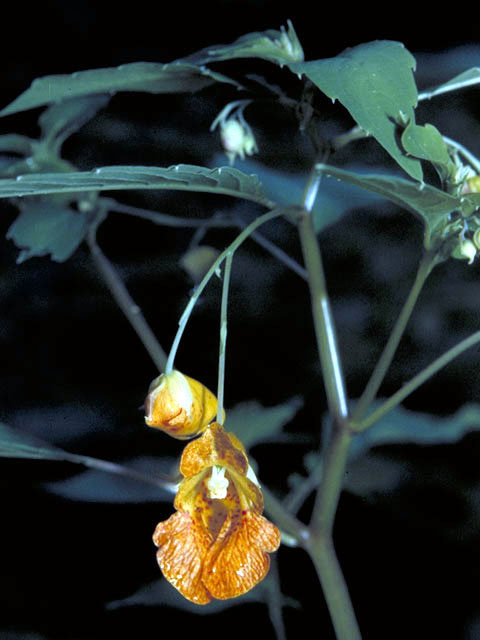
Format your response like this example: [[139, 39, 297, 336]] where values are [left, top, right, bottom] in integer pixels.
[[144, 370, 218, 439], [467, 176, 480, 193]]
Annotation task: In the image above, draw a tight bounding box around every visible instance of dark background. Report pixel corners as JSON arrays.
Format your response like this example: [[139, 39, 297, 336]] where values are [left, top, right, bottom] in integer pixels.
[[1, 2, 480, 639]]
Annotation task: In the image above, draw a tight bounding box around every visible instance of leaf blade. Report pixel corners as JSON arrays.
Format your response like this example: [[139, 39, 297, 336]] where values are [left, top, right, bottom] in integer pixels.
[[0, 164, 273, 207], [316, 163, 463, 249], [291, 41, 421, 180], [182, 20, 304, 67], [0, 62, 239, 117]]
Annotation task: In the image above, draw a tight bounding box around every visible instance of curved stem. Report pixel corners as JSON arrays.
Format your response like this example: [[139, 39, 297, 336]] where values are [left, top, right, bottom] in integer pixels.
[[353, 329, 480, 432], [165, 207, 289, 374], [352, 250, 438, 422], [216, 251, 233, 422]]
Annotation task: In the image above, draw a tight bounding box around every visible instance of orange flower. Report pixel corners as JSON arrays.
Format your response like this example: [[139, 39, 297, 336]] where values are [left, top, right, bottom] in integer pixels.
[[153, 422, 281, 604], [144, 370, 218, 439]]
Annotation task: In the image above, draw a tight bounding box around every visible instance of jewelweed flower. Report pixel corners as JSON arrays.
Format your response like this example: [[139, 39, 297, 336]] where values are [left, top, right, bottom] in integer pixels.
[[219, 117, 258, 165], [153, 422, 281, 604], [144, 370, 218, 439]]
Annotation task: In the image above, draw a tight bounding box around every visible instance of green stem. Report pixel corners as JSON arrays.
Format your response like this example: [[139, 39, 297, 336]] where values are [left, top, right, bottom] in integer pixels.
[[298, 210, 349, 420], [262, 485, 309, 545], [165, 208, 288, 374], [298, 168, 361, 640], [352, 250, 438, 422], [308, 536, 362, 640], [217, 251, 233, 422], [86, 219, 168, 372], [310, 424, 353, 538], [353, 329, 480, 432]]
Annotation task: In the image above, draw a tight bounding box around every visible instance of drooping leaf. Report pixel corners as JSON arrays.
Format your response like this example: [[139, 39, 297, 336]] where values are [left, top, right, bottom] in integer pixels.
[[7, 201, 89, 263], [290, 41, 422, 180], [418, 67, 480, 100], [0, 422, 71, 461], [182, 20, 304, 67], [350, 402, 480, 460], [0, 62, 239, 117], [0, 422, 176, 493], [42, 456, 175, 503], [315, 163, 465, 249], [224, 397, 303, 449], [0, 164, 273, 207], [39, 94, 111, 152]]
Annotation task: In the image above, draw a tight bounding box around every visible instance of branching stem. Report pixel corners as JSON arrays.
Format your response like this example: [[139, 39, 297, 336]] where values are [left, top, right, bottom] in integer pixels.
[[352, 249, 438, 422], [298, 166, 361, 640], [353, 329, 480, 432]]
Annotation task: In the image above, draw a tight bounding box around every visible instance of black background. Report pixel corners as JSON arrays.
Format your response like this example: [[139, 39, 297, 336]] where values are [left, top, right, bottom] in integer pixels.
[[1, 3, 480, 639]]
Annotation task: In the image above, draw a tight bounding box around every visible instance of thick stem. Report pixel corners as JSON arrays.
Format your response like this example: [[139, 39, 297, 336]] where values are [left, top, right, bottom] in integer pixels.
[[298, 169, 361, 639], [308, 535, 362, 640], [298, 210, 349, 421], [352, 250, 438, 422], [310, 423, 353, 538]]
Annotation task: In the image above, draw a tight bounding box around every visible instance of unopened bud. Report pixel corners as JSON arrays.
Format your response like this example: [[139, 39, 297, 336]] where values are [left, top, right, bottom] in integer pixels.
[[145, 370, 218, 439]]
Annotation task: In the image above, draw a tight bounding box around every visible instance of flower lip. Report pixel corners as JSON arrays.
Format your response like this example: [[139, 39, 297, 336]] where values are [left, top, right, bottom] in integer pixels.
[[153, 422, 281, 604]]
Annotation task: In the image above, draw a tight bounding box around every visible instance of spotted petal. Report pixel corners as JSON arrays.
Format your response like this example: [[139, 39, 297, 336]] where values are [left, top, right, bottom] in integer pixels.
[[202, 510, 281, 599], [179, 422, 248, 477], [153, 511, 212, 604]]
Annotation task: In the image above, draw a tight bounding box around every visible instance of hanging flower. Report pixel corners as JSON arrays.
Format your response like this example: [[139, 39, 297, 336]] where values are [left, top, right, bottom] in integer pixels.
[[144, 370, 218, 439], [153, 422, 281, 604], [210, 101, 258, 165]]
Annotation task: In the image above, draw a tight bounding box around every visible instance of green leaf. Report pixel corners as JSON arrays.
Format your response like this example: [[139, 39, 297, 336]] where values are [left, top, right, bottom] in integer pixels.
[[316, 163, 463, 249], [290, 41, 422, 180], [224, 397, 303, 449], [7, 201, 89, 263], [419, 67, 480, 100], [401, 121, 455, 181], [0, 164, 273, 207], [350, 402, 480, 460], [43, 456, 174, 503], [0, 62, 239, 117], [225, 156, 384, 232], [39, 94, 111, 152], [0, 422, 175, 494], [182, 20, 304, 67]]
